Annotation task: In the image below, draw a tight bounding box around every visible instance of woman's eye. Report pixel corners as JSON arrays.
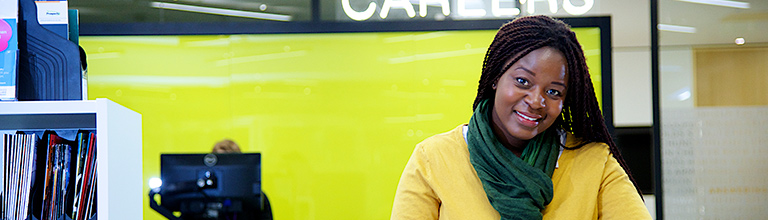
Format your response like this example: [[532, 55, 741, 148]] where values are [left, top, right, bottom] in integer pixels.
[[547, 89, 562, 97], [515, 78, 529, 86]]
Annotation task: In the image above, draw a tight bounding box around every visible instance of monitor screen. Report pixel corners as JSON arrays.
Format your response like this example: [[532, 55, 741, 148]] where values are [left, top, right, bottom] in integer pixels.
[[160, 153, 262, 217]]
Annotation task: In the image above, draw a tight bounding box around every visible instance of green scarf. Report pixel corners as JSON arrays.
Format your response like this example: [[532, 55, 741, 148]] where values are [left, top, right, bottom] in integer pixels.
[[467, 99, 561, 220]]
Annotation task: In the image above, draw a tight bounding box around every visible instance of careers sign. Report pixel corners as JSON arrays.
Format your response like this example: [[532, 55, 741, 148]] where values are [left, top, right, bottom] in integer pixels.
[[341, 0, 596, 21]]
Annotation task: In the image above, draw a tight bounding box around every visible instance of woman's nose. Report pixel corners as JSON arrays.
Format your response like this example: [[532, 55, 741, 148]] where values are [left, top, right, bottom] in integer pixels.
[[525, 90, 546, 109]]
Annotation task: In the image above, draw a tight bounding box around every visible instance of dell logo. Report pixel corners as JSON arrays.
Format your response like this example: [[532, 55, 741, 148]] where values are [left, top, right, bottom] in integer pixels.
[[203, 154, 218, 167]]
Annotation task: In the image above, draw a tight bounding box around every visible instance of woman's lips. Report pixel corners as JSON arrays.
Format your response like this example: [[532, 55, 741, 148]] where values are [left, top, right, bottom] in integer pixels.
[[514, 110, 541, 127]]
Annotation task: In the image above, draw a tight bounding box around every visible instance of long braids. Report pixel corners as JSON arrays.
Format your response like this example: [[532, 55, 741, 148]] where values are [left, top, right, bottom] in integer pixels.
[[473, 15, 643, 196]]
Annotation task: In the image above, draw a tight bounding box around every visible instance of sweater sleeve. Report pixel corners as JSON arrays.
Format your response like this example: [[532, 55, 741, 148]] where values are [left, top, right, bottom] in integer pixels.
[[391, 143, 440, 220], [597, 153, 653, 219]]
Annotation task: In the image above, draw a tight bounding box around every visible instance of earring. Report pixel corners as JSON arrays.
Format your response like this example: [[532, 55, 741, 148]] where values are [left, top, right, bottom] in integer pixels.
[[492, 83, 497, 89]]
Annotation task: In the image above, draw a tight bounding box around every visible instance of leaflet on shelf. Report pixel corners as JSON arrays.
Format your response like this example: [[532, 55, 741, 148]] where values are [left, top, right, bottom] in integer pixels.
[[0, 0, 18, 101], [35, 0, 69, 39], [1, 130, 97, 220], [2, 133, 36, 220]]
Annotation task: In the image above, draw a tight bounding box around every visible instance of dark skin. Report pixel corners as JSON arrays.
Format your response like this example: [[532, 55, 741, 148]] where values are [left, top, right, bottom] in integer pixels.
[[489, 47, 568, 156]]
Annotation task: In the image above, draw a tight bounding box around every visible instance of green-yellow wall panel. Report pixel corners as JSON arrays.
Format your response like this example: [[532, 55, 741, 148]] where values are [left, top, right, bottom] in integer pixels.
[[81, 27, 601, 220]]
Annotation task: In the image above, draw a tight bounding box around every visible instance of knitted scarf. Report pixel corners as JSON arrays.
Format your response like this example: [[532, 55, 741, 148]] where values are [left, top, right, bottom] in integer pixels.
[[467, 99, 560, 220]]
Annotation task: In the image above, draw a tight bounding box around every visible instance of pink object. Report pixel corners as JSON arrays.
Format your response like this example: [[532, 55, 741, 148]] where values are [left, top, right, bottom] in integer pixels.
[[0, 20, 12, 51]]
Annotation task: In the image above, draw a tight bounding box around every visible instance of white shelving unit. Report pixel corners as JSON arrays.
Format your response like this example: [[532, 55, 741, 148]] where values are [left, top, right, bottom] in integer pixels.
[[0, 98, 143, 220]]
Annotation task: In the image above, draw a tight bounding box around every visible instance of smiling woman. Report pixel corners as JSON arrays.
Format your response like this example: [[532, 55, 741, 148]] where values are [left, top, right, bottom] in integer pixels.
[[390, 15, 650, 220]]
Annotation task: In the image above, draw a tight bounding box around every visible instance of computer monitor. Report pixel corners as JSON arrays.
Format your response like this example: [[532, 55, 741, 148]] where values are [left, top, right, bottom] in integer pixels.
[[159, 153, 262, 219]]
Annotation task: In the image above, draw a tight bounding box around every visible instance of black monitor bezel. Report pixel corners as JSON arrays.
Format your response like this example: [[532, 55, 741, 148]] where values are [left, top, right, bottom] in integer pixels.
[[159, 153, 262, 214]]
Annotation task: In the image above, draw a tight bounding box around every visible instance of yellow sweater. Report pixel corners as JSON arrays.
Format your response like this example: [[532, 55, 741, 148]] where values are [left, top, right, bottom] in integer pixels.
[[391, 125, 651, 220]]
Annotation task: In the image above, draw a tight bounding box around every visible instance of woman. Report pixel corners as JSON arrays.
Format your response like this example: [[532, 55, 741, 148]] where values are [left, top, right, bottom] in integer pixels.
[[212, 138, 242, 153], [391, 15, 651, 219]]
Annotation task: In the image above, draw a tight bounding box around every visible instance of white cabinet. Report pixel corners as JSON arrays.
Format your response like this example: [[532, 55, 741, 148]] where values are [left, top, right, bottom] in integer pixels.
[[0, 98, 143, 220]]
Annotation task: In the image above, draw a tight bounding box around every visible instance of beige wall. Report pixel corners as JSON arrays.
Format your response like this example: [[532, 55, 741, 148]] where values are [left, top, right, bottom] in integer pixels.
[[602, 0, 654, 126], [695, 46, 768, 106]]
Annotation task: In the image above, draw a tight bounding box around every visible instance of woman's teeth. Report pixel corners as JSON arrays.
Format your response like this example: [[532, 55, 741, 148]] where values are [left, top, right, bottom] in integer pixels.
[[517, 112, 538, 121]]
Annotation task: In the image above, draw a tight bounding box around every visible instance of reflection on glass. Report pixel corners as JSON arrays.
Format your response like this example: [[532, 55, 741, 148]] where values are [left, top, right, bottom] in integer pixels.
[[70, 0, 609, 24], [81, 28, 603, 220], [70, 0, 312, 23]]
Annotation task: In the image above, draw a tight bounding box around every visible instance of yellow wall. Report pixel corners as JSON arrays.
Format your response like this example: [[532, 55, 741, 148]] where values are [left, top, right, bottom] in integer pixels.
[[81, 27, 601, 220]]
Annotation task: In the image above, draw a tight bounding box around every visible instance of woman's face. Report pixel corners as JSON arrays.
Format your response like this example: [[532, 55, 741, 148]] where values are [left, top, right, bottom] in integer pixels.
[[491, 46, 568, 148]]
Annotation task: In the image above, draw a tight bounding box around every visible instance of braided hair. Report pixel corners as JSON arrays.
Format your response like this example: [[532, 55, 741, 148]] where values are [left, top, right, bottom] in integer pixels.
[[472, 15, 642, 195]]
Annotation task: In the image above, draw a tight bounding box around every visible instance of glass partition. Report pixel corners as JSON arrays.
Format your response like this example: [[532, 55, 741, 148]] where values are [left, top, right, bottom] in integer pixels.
[[80, 23, 608, 219], [658, 0, 768, 219], [69, 0, 606, 35]]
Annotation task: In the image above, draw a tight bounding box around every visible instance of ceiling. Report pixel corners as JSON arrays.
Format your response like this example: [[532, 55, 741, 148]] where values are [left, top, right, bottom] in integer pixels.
[[70, 0, 313, 22], [66, 0, 768, 46], [659, 0, 768, 46]]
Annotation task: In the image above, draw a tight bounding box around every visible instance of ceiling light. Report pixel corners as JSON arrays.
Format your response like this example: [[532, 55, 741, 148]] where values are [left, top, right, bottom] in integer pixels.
[[150, 2, 291, 21], [676, 0, 749, 9], [658, 24, 697, 33], [671, 87, 692, 101], [148, 177, 162, 189], [735, 37, 745, 45]]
